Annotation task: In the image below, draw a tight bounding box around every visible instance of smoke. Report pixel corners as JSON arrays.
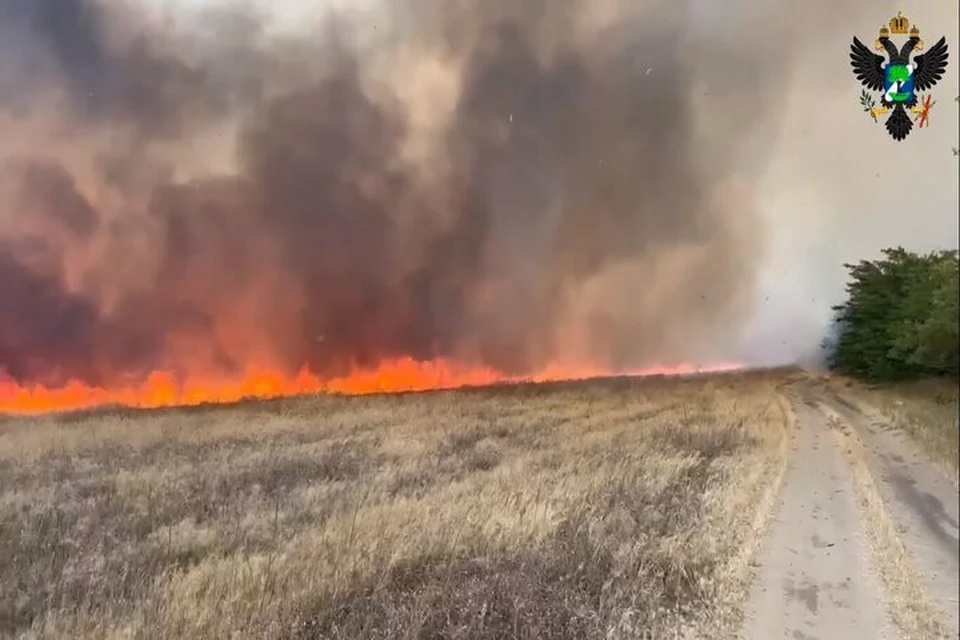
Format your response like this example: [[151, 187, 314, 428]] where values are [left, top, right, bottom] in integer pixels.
[[0, 0, 956, 387], [737, 0, 960, 367]]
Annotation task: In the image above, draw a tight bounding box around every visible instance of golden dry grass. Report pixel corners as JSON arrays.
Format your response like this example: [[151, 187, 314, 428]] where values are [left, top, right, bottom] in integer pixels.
[[0, 370, 795, 640], [830, 377, 959, 482]]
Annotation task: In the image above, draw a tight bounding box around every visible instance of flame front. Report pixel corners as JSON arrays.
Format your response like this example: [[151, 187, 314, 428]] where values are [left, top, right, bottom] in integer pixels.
[[0, 1, 777, 415], [0, 360, 742, 415]]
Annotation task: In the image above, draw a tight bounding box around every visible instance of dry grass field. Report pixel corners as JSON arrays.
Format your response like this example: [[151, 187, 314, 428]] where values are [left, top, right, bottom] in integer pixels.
[[0, 370, 796, 640]]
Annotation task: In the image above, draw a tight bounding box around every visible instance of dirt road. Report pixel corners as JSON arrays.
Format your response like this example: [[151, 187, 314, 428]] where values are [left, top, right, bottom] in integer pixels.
[[740, 381, 959, 640], [824, 390, 960, 637]]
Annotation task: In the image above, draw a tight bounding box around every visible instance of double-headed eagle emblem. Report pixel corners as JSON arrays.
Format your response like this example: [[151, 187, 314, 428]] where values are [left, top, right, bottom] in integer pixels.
[[850, 12, 949, 141]]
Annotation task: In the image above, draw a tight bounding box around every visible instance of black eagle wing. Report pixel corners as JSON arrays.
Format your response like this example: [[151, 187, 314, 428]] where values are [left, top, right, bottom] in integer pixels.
[[850, 37, 885, 90], [913, 36, 949, 91]]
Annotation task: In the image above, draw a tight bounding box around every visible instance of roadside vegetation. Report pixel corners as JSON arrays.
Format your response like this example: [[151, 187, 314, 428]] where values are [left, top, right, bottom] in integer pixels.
[[828, 247, 958, 381], [833, 378, 959, 479], [826, 247, 959, 474]]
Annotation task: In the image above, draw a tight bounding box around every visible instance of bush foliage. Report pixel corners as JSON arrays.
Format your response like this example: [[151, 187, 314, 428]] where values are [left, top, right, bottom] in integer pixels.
[[828, 247, 959, 381]]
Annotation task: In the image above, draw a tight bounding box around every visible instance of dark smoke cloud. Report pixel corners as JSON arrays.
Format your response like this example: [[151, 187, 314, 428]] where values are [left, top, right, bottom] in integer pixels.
[[0, 0, 806, 386]]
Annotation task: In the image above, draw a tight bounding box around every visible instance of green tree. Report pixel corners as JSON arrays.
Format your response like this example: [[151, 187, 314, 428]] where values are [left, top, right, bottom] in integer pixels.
[[829, 248, 958, 381], [890, 253, 959, 376]]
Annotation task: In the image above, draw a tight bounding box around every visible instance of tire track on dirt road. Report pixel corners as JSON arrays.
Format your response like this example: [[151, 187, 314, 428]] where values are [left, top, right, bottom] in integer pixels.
[[740, 378, 958, 640], [740, 386, 898, 639], [818, 388, 959, 639]]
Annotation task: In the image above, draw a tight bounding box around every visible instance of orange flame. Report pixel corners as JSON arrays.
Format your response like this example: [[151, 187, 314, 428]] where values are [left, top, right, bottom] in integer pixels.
[[0, 359, 743, 415]]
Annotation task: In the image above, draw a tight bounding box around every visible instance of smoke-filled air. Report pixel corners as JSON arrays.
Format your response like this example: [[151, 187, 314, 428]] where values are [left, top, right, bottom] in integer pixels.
[[0, 0, 957, 412]]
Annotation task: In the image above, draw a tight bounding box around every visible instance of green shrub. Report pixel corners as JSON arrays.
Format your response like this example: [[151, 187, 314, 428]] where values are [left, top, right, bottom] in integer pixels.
[[828, 248, 958, 381]]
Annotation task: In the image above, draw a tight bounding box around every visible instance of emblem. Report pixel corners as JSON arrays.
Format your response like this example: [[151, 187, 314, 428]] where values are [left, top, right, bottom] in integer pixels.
[[850, 12, 949, 140]]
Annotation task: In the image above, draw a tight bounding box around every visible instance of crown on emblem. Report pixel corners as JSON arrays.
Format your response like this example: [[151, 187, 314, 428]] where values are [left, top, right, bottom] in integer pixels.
[[889, 12, 909, 35], [910, 24, 920, 37]]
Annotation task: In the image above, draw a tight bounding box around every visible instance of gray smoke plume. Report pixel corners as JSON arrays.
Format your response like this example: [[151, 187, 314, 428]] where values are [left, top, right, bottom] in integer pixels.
[[0, 0, 955, 387]]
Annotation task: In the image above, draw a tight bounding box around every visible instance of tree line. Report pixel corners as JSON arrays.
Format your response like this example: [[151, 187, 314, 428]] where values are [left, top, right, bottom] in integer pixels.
[[827, 247, 959, 381]]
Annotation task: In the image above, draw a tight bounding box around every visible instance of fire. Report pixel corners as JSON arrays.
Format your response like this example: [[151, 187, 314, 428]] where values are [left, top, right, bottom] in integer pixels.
[[0, 358, 742, 415]]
